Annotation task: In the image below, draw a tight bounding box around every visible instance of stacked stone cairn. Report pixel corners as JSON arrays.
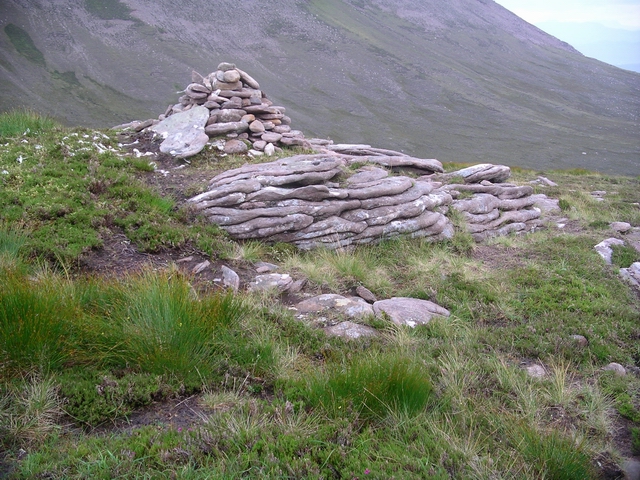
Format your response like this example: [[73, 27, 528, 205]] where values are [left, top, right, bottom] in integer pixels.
[[189, 144, 551, 249], [151, 62, 308, 157]]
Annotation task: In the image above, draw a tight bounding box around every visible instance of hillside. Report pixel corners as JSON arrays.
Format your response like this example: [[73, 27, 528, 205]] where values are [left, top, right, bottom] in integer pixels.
[[0, 0, 639, 174]]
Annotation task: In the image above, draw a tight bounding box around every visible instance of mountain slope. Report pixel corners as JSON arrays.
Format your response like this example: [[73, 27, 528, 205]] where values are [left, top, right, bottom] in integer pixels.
[[1, 0, 639, 174]]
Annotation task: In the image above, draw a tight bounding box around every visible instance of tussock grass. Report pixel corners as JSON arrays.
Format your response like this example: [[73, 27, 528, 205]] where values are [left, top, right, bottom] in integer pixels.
[[0, 109, 57, 138]]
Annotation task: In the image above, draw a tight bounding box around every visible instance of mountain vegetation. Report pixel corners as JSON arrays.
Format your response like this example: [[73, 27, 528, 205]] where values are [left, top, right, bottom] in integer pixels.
[[1, 0, 639, 174], [0, 108, 638, 479]]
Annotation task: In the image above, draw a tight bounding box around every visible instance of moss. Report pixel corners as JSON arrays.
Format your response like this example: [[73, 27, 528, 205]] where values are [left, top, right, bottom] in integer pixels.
[[4, 24, 46, 67]]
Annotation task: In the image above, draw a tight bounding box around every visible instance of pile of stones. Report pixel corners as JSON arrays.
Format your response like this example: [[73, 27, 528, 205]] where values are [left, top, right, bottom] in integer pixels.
[[119, 62, 308, 158], [189, 144, 553, 249]]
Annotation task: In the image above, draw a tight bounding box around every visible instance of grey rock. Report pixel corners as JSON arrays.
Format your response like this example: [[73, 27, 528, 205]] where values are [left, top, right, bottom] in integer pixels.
[[603, 362, 626, 376], [192, 260, 210, 274], [373, 297, 450, 327], [356, 286, 377, 303], [525, 364, 547, 378], [248, 273, 293, 292], [261, 132, 282, 143], [347, 167, 389, 185], [594, 238, 625, 264], [295, 294, 374, 319], [217, 62, 236, 71], [222, 69, 241, 83], [255, 262, 278, 273], [217, 109, 247, 123], [569, 335, 588, 347], [221, 265, 240, 292], [205, 121, 249, 136], [224, 139, 248, 154], [264, 143, 276, 156], [620, 262, 640, 288], [150, 105, 210, 159], [236, 67, 260, 89], [253, 140, 267, 151], [324, 321, 379, 339], [451, 163, 511, 183], [610, 221, 632, 233], [249, 120, 265, 133], [530, 194, 561, 214], [622, 458, 640, 480], [285, 278, 307, 293]]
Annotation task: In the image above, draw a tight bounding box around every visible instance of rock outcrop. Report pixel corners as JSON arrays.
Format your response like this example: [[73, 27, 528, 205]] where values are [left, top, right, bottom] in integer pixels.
[[189, 144, 548, 249]]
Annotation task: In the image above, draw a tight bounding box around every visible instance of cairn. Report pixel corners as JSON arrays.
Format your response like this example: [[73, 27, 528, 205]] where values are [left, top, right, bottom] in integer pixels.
[[158, 62, 307, 157]]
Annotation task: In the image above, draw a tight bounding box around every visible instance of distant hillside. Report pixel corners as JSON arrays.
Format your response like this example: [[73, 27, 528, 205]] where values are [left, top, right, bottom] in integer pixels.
[[1, 0, 639, 174]]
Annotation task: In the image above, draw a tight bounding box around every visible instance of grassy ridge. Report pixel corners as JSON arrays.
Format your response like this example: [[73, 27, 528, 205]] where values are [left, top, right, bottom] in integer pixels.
[[0, 112, 639, 478]]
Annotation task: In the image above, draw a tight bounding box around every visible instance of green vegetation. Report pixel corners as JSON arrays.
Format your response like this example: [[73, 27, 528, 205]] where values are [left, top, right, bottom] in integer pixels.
[[0, 112, 638, 478], [3, 24, 46, 67], [84, 0, 138, 22]]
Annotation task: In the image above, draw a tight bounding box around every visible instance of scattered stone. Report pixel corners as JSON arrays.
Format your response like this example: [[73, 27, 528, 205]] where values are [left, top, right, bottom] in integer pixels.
[[192, 260, 210, 274], [620, 262, 640, 289], [248, 273, 293, 292], [603, 362, 626, 376], [285, 278, 307, 294], [373, 297, 450, 327], [294, 294, 374, 319], [356, 285, 377, 303], [221, 265, 240, 292], [610, 221, 632, 233], [594, 238, 625, 264], [324, 321, 379, 339], [525, 364, 547, 378], [534, 176, 558, 187], [569, 335, 588, 347], [255, 262, 278, 273], [175, 256, 194, 263]]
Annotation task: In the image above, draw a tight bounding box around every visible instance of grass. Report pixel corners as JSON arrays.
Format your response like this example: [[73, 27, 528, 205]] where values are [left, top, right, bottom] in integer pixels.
[[0, 113, 639, 478]]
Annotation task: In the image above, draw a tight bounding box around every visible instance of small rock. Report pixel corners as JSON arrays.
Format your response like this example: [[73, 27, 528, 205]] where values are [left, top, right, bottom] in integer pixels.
[[324, 321, 379, 339], [249, 120, 265, 133], [248, 273, 293, 292], [221, 265, 240, 292], [192, 260, 210, 274], [525, 364, 547, 378], [175, 256, 194, 263], [224, 139, 248, 154], [569, 334, 588, 347], [373, 297, 450, 327], [603, 362, 626, 376], [355, 285, 377, 303], [285, 278, 307, 294], [295, 294, 374, 319], [594, 238, 625, 264], [255, 262, 278, 273], [610, 221, 631, 233], [264, 143, 276, 156], [537, 176, 558, 187], [620, 262, 640, 288]]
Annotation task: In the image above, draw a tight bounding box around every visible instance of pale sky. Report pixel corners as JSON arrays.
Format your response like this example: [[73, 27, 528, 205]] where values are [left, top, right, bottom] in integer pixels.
[[494, 0, 640, 29]]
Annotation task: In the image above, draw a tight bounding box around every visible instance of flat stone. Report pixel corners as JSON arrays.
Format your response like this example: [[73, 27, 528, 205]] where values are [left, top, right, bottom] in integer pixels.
[[356, 286, 377, 303], [248, 273, 293, 292], [451, 164, 511, 183], [217, 109, 247, 123], [150, 106, 210, 158], [346, 167, 389, 185], [526, 364, 547, 378], [224, 139, 248, 154], [373, 297, 450, 327], [253, 140, 267, 151], [205, 121, 249, 136], [223, 70, 241, 83], [221, 265, 240, 292], [295, 294, 374, 319], [594, 238, 625, 264], [324, 321, 379, 339], [192, 260, 210, 274], [286, 278, 307, 294], [261, 132, 282, 143], [217, 62, 236, 71], [620, 262, 640, 288], [603, 362, 626, 376], [569, 335, 588, 347], [610, 221, 632, 233], [236, 67, 260, 89], [255, 262, 278, 273]]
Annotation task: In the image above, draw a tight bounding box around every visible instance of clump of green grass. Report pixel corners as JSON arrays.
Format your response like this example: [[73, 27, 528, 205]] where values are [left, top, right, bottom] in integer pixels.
[[0, 269, 78, 377], [95, 270, 246, 386], [0, 375, 61, 447], [516, 427, 595, 479], [299, 353, 434, 421], [0, 109, 57, 138], [611, 243, 639, 269]]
